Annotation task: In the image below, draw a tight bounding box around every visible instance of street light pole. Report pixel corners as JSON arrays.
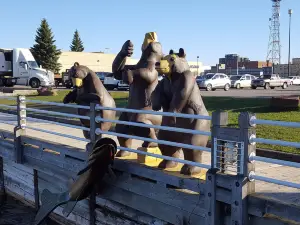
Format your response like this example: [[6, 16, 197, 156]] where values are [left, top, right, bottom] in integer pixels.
[[197, 56, 199, 76], [288, 9, 292, 77]]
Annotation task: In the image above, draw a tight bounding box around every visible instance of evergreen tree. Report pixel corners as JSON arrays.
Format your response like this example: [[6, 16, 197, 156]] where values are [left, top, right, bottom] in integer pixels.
[[31, 18, 61, 73], [70, 30, 84, 52]]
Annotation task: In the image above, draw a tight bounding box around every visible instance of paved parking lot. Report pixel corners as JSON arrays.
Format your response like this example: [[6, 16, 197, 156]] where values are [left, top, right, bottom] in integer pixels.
[[1, 85, 300, 98]]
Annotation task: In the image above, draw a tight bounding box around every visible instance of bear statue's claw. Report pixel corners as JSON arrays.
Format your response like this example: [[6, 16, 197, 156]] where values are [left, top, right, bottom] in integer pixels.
[[116, 150, 131, 157], [180, 164, 202, 176], [158, 160, 178, 169]]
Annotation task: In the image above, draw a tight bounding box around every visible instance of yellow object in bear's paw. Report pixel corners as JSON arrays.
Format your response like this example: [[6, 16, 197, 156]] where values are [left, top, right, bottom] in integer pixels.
[[137, 147, 163, 166]]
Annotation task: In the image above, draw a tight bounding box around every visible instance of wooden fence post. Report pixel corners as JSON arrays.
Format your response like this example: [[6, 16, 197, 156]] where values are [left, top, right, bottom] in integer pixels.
[[205, 111, 228, 225], [14, 95, 26, 164], [230, 112, 256, 225], [89, 102, 97, 225]]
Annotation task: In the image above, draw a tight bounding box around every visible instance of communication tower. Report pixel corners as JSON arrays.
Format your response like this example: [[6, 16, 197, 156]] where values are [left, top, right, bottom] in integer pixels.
[[266, 0, 281, 65]]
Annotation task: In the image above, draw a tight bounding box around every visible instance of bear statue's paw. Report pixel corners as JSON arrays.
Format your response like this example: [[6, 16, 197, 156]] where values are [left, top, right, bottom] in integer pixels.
[[116, 150, 131, 157], [180, 164, 202, 176], [158, 160, 178, 169]]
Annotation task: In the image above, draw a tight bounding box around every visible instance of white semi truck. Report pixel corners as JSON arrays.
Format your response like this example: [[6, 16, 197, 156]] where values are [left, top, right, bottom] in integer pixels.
[[0, 48, 54, 88]]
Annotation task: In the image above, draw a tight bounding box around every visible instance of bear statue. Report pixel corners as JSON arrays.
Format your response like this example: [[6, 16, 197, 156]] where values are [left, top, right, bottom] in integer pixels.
[[112, 32, 163, 157], [151, 48, 211, 176], [63, 64, 116, 142]]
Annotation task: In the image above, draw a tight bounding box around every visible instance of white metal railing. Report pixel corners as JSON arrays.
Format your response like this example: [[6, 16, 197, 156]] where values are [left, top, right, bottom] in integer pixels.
[[0, 96, 300, 190], [0, 96, 212, 170], [248, 115, 300, 189]]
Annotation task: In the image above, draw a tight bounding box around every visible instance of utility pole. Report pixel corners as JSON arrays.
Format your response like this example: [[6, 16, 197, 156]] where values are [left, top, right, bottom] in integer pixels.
[[197, 56, 199, 75], [288, 9, 292, 77]]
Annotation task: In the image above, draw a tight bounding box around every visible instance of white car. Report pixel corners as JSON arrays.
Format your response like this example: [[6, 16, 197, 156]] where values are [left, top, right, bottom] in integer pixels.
[[288, 76, 300, 85], [197, 73, 231, 91], [230, 74, 257, 89]]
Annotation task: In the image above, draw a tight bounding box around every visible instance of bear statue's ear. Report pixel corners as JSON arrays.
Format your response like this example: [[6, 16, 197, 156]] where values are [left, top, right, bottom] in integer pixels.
[[169, 49, 174, 55], [178, 48, 186, 58]]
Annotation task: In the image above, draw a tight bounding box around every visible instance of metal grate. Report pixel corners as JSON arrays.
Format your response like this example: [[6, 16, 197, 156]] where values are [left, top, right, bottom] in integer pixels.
[[213, 138, 244, 175]]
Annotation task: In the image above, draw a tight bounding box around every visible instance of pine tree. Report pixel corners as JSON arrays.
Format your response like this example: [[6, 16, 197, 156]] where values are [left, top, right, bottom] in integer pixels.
[[30, 18, 61, 73], [70, 30, 84, 52]]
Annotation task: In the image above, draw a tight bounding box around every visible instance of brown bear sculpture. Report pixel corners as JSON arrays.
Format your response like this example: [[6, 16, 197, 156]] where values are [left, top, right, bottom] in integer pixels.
[[63, 64, 116, 142], [112, 32, 163, 157], [152, 49, 211, 176]]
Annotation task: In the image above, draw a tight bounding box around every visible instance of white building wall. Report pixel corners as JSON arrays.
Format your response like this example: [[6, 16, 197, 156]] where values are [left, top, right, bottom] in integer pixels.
[[58, 51, 205, 76]]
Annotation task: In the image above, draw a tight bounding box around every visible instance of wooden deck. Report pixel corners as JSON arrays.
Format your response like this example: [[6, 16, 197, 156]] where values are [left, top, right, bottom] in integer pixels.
[[1, 113, 300, 224], [1, 117, 300, 205]]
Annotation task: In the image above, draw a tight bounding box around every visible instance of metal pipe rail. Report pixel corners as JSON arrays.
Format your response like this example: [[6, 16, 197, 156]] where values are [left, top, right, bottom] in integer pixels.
[[96, 129, 211, 152], [249, 172, 300, 189], [250, 136, 300, 149], [96, 105, 212, 121], [25, 125, 89, 142], [250, 117, 300, 129], [249, 154, 300, 168], [0, 96, 17, 100], [0, 104, 17, 110], [95, 117, 211, 136], [26, 117, 90, 131], [118, 146, 210, 169], [25, 99, 90, 110], [25, 108, 90, 120]]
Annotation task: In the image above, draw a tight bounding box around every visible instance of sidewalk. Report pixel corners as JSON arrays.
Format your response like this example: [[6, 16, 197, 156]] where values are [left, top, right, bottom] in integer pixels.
[[0, 112, 300, 206]]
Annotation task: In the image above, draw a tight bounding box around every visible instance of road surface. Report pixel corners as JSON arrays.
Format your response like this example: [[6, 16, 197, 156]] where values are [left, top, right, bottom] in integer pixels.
[[1, 85, 300, 98]]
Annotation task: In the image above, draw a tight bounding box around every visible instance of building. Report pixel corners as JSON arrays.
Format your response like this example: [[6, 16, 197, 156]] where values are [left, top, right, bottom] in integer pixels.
[[57, 51, 205, 76], [273, 59, 300, 77], [204, 53, 272, 76]]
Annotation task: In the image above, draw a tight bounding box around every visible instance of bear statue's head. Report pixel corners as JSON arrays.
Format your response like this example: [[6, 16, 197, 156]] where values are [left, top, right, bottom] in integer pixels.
[[69, 64, 90, 88], [156, 48, 190, 80]]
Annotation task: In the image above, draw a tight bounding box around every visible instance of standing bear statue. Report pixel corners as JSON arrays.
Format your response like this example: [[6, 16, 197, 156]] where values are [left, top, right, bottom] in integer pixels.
[[152, 49, 211, 176], [63, 64, 116, 144], [112, 32, 163, 157]]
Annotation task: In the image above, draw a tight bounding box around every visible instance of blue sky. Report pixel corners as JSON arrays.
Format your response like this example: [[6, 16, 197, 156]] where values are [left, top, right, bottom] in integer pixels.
[[1, 0, 298, 65]]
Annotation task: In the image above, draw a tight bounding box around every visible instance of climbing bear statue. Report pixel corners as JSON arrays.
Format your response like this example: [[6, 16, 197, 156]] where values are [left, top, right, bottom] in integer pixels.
[[151, 49, 211, 176], [111, 32, 163, 157], [63, 64, 116, 142]]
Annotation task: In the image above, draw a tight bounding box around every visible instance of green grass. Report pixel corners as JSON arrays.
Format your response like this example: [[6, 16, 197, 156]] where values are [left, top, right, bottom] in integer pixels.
[[1, 90, 299, 153]]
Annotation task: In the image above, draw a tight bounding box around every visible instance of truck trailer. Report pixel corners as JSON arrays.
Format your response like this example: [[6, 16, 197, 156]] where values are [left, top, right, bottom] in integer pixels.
[[0, 48, 54, 88]]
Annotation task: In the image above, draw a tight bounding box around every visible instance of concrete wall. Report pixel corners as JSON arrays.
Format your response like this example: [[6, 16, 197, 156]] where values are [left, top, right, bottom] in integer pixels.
[[58, 51, 205, 76]]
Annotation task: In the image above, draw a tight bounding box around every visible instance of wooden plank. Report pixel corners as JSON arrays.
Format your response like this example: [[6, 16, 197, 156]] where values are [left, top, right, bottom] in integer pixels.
[[22, 136, 88, 161], [0, 129, 15, 140], [0, 145, 14, 161], [248, 194, 300, 224], [95, 197, 168, 225], [22, 155, 74, 180], [97, 183, 206, 225], [113, 160, 205, 193], [104, 173, 206, 217], [23, 146, 85, 174]]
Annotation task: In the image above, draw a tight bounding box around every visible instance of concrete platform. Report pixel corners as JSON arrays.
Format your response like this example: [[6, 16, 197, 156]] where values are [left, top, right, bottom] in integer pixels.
[[0, 112, 300, 206]]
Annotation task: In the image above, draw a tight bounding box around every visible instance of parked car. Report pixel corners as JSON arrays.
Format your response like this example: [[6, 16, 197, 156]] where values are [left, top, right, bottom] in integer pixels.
[[197, 73, 231, 91], [230, 74, 257, 89], [288, 76, 300, 85], [117, 80, 129, 90], [251, 74, 290, 89]]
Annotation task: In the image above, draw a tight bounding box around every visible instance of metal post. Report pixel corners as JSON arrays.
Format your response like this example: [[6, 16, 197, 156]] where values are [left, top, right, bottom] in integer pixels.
[[288, 9, 292, 77], [34, 169, 40, 211], [0, 157, 6, 205], [197, 56, 199, 76], [230, 112, 256, 225], [14, 96, 26, 164], [205, 111, 228, 225], [89, 102, 96, 225]]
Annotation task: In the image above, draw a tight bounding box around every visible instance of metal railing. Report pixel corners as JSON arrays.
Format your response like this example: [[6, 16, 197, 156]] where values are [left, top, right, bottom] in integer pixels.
[[0, 96, 300, 191]]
